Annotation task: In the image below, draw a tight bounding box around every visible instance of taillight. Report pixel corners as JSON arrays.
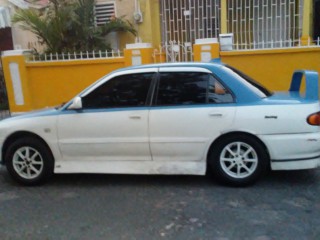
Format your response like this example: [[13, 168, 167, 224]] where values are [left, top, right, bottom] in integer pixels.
[[307, 112, 320, 126]]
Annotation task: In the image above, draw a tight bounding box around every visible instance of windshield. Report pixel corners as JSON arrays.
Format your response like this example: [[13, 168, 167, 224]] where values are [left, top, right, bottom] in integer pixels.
[[223, 65, 273, 98]]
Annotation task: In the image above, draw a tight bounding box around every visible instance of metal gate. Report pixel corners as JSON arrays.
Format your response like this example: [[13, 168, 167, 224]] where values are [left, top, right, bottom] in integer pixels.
[[0, 63, 10, 120], [226, 0, 303, 49], [160, 0, 221, 62]]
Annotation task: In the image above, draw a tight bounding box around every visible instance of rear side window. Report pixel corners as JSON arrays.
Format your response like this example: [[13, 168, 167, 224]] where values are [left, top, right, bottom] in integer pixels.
[[155, 72, 233, 106], [208, 75, 234, 103], [155, 72, 207, 105], [222, 65, 272, 97]]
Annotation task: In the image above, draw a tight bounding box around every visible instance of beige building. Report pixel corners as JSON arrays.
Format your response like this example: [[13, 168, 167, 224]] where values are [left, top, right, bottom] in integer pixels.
[[0, 0, 143, 51], [0, 0, 43, 50]]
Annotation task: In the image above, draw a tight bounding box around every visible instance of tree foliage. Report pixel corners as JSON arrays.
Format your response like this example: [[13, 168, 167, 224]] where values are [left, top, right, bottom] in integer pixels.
[[12, 0, 136, 53]]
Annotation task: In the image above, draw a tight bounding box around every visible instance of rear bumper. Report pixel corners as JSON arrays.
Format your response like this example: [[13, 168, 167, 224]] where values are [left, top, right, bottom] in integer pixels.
[[271, 156, 320, 170], [259, 132, 320, 170]]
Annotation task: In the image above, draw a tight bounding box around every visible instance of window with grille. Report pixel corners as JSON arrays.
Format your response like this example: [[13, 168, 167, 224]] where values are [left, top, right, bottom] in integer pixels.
[[94, 1, 116, 26], [226, 0, 303, 50], [160, 0, 221, 44], [159, 0, 220, 62], [314, 0, 320, 40]]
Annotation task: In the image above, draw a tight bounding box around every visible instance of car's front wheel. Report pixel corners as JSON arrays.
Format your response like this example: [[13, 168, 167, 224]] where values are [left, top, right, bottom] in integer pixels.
[[5, 137, 54, 185], [209, 135, 269, 186]]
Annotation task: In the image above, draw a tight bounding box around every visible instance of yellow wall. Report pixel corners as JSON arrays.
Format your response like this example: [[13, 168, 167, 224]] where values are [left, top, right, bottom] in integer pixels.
[[301, 0, 313, 44], [138, 0, 161, 47], [119, 0, 162, 49], [2, 54, 125, 113], [25, 59, 125, 110], [3, 46, 320, 114], [220, 47, 320, 91]]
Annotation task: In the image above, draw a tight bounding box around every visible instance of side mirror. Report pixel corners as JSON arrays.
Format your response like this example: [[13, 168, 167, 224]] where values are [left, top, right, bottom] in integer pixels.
[[68, 96, 82, 110]]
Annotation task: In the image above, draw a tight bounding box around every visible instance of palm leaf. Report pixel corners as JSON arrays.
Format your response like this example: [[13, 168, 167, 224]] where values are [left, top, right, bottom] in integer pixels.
[[12, 0, 136, 53]]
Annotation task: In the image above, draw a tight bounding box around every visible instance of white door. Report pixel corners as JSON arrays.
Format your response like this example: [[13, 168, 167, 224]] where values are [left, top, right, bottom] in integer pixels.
[[149, 67, 236, 162], [57, 70, 156, 162], [58, 110, 150, 161]]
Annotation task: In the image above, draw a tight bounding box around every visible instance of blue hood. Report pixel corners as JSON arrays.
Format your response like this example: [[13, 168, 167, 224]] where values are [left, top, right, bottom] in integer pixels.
[[1, 108, 59, 122]]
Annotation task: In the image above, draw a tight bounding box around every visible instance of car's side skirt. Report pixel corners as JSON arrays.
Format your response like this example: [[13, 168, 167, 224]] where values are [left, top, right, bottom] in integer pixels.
[[54, 160, 207, 175]]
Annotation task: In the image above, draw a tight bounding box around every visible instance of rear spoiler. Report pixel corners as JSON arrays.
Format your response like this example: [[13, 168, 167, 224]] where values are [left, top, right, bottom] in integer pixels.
[[289, 70, 319, 100]]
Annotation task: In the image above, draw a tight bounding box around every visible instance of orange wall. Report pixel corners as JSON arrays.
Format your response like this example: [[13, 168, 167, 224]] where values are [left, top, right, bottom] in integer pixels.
[[25, 59, 125, 109], [3, 46, 320, 114], [220, 48, 320, 91], [2, 53, 125, 113]]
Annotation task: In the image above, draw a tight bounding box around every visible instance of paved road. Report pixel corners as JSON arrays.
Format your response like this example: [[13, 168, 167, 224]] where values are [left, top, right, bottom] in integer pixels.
[[0, 166, 319, 240]]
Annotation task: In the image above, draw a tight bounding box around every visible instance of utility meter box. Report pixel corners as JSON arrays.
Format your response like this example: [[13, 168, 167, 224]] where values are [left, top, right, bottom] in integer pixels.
[[219, 33, 233, 51]]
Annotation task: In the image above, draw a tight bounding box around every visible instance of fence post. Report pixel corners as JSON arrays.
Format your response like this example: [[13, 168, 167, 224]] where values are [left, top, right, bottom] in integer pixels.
[[1, 50, 33, 114], [124, 43, 153, 67], [193, 39, 220, 62]]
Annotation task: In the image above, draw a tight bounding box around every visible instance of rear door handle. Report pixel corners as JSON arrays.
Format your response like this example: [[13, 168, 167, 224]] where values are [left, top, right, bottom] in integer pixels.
[[209, 113, 223, 117], [129, 115, 141, 119]]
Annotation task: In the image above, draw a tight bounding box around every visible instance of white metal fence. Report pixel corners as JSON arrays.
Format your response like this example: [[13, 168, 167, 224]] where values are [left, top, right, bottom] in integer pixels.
[[229, 36, 320, 51], [153, 40, 193, 63], [159, 0, 307, 61], [226, 0, 303, 49], [27, 50, 123, 62]]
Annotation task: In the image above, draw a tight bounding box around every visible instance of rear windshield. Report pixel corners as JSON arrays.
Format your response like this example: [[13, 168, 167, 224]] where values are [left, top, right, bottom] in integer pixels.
[[223, 65, 273, 98]]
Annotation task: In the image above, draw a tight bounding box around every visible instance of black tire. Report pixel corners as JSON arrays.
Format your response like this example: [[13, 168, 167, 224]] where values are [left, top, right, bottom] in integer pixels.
[[5, 137, 54, 186], [209, 135, 268, 186]]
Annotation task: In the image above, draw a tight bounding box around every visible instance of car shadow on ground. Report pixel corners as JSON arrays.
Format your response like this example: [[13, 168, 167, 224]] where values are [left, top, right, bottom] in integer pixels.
[[46, 169, 320, 188], [1, 167, 319, 188]]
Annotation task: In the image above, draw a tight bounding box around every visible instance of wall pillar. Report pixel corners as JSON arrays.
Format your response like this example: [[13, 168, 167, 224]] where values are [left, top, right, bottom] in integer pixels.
[[136, 0, 161, 47], [301, 0, 313, 45], [193, 39, 220, 62], [1, 50, 33, 114], [124, 43, 154, 66], [220, 0, 228, 34]]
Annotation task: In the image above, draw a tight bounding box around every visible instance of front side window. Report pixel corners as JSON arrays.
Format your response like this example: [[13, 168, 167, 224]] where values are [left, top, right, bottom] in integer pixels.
[[82, 73, 153, 109], [155, 72, 233, 106]]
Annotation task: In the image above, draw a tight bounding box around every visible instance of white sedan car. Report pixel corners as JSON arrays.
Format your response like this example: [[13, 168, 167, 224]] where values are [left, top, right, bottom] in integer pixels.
[[1, 62, 320, 186]]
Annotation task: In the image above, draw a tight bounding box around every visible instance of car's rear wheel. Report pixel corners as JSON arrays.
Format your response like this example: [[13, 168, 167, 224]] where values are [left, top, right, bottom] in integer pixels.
[[5, 137, 54, 185], [209, 135, 268, 186]]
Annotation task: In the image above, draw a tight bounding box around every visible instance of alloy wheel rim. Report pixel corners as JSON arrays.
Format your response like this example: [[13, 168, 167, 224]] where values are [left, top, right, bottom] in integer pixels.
[[220, 141, 258, 179], [12, 146, 44, 179]]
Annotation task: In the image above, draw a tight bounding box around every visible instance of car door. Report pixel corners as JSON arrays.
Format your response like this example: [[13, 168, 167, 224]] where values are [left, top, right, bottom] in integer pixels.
[[149, 67, 236, 162], [57, 69, 157, 162]]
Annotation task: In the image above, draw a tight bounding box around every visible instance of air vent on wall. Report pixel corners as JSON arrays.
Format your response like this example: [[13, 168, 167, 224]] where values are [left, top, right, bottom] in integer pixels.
[[94, 2, 116, 26]]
